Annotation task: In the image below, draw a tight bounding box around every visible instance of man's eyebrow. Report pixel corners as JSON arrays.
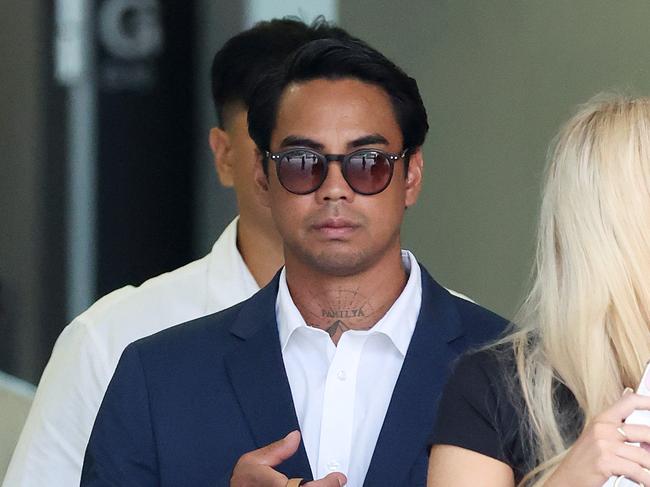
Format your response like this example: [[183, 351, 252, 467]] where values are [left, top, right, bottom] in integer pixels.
[[278, 133, 390, 151], [278, 135, 324, 151], [349, 134, 390, 148]]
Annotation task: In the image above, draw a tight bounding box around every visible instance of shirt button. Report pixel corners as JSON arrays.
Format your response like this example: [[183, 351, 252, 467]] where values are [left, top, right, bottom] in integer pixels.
[[336, 370, 347, 381], [327, 460, 340, 471]]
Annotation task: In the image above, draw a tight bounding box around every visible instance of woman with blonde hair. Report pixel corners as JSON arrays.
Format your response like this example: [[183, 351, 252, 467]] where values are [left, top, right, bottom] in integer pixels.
[[428, 95, 650, 487]]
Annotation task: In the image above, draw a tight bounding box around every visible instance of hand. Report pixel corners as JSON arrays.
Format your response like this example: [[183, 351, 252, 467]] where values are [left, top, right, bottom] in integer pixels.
[[546, 391, 650, 487], [230, 430, 347, 487]]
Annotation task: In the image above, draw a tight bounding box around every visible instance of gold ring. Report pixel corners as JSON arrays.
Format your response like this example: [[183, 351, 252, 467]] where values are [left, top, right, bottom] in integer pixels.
[[286, 479, 305, 487]]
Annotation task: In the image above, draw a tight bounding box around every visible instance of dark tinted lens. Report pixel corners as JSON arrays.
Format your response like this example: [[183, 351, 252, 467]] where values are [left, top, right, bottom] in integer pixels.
[[277, 150, 325, 194], [345, 151, 392, 194]]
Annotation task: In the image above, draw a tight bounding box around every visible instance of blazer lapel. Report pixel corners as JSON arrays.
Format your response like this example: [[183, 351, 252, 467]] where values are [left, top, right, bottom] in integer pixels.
[[224, 275, 313, 480], [363, 265, 464, 486]]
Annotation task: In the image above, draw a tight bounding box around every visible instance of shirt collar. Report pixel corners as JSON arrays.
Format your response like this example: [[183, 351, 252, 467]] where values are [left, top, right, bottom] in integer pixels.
[[276, 267, 309, 352], [367, 250, 421, 356], [206, 216, 260, 311], [276, 250, 422, 356]]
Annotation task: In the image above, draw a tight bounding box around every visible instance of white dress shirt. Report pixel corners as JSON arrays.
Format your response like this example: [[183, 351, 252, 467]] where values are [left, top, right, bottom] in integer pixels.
[[3, 218, 260, 487], [277, 250, 422, 487], [0, 372, 35, 481]]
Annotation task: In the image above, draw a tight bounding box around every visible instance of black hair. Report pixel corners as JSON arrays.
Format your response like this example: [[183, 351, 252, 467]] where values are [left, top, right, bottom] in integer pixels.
[[210, 17, 353, 127], [247, 37, 429, 155]]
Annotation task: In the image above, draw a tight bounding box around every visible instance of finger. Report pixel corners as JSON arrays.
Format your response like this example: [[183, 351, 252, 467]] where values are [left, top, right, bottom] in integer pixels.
[[616, 442, 650, 470], [231, 464, 288, 487], [247, 431, 302, 467], [618, 424, 650, 445], [305, 472, 347, 486], [600, 394, 650, 423], [608, 456, 650, 486]]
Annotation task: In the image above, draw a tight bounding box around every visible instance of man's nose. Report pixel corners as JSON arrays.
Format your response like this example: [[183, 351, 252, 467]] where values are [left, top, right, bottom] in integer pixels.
[[315, 160, 354, 202]]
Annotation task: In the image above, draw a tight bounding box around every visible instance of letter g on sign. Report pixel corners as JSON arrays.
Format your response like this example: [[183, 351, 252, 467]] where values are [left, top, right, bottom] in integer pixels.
[[98, 0, 163, 60]]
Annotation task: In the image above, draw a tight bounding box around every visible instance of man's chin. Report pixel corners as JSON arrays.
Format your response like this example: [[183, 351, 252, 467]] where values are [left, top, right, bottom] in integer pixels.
[[298, 249, 372, 278]]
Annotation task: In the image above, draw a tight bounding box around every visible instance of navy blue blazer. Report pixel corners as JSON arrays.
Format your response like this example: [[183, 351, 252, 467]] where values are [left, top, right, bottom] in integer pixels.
[[81, 265, 505, 486]]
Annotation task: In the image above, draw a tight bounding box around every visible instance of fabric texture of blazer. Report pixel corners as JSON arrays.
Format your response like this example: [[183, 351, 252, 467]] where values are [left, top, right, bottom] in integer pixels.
[[81, 264, 506, 486]]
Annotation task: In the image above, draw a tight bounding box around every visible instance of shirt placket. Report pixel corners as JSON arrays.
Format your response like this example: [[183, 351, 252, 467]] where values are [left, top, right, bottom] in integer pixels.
[[316, 333, 366, 480]]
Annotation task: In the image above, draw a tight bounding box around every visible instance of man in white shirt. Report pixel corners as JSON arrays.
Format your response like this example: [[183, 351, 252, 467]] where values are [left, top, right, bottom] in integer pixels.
[[80, 37, 506, 487], [3, 18, 354, 487]]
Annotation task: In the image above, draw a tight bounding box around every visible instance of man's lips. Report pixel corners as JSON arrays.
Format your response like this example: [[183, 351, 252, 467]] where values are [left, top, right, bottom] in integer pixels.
[[312, 218, 358, 229], [311, 218, 360, 237]]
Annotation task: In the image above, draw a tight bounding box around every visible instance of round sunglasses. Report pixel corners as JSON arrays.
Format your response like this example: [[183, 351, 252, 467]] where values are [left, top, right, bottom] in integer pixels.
[[264, 147, 409, 195]]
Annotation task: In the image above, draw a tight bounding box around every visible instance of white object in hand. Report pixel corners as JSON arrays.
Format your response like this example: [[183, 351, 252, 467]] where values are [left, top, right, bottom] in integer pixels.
[[603, 361, 650, 487]]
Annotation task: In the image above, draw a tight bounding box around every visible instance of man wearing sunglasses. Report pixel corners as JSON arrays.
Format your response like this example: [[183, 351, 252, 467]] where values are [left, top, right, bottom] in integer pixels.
[[81, 38, 506, 487], [4, 18, 356, 487]]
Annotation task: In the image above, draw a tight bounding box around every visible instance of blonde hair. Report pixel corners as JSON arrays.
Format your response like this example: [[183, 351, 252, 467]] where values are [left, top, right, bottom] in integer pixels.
[[506, 95, 650, 485]]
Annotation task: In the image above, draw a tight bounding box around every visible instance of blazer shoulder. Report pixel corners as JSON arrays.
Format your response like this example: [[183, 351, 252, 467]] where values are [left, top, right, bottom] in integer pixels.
[[417, 263, 507, 346], [452, 295, 509, 343], [130, 298, 248, 360]]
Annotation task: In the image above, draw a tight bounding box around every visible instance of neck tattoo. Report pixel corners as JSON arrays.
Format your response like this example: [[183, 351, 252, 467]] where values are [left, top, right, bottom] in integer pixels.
[[304, 287, 377, 337], [323, 319, 373, 337]]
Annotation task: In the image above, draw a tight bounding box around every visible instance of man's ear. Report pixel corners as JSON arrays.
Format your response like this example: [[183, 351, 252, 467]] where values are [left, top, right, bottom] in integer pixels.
[[253, 148, 272, 208], [209, 127, 234, 187], [404, 147, 424, 208]]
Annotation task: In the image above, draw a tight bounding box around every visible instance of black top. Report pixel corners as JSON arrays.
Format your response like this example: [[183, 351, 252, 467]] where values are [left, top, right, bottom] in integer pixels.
[[432, 347, 582, 483]]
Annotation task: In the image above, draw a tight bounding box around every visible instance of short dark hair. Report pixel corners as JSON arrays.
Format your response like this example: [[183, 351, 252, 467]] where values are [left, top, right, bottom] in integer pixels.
[[211, 17, 353, 126], [247, 38, 429, 154]]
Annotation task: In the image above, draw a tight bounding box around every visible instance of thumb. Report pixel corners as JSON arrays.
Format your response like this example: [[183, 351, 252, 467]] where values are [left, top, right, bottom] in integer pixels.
[[320, 472, 347, 486], [254, 430, 302, 467]]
